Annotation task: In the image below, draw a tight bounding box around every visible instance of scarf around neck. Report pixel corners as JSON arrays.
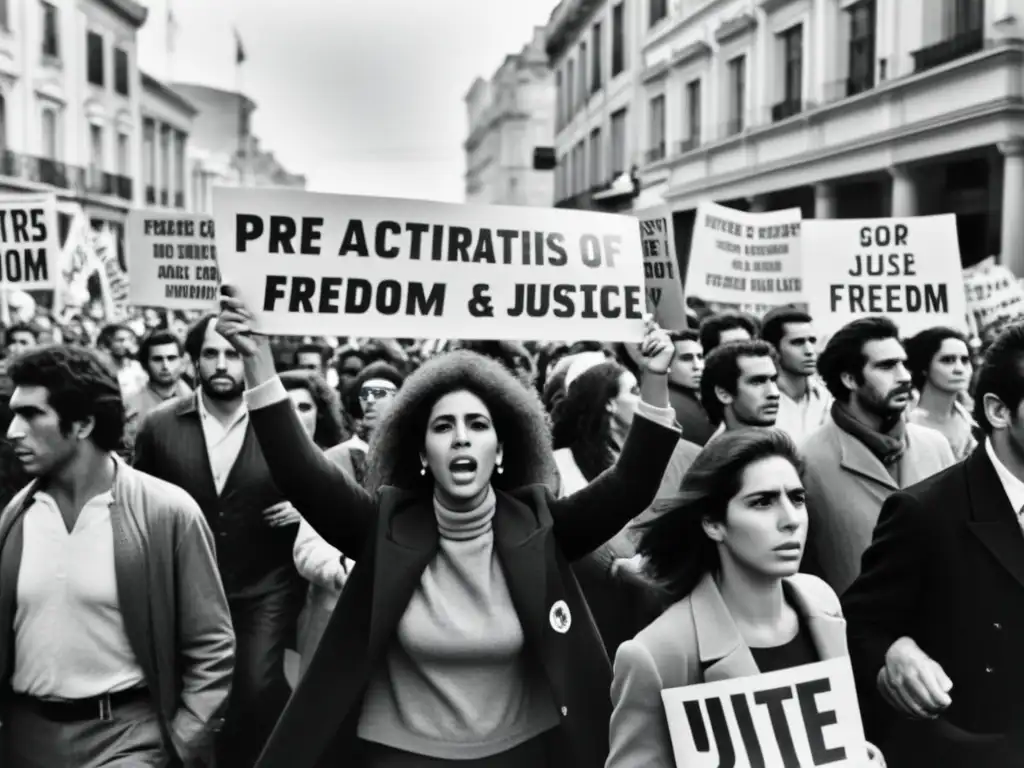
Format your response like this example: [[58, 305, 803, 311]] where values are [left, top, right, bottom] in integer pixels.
[[831, 401, 907, 466]]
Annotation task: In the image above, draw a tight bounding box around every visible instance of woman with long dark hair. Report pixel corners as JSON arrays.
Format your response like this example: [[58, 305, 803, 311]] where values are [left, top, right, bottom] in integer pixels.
[[607, 428, 885, 767], [215, 287, 681, 768]]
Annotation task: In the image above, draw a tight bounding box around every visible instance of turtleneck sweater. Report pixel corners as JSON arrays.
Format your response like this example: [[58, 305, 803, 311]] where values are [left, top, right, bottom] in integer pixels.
[[357, 486, 560, 760]]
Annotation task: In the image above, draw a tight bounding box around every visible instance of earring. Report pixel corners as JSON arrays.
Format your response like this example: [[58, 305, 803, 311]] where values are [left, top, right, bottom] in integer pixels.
[[420, 466, 427, 476], [496, 463, 504, 475]]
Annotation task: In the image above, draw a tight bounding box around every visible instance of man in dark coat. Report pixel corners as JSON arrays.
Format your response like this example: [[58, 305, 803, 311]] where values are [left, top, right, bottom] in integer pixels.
[[843, 323, 1024, 767]]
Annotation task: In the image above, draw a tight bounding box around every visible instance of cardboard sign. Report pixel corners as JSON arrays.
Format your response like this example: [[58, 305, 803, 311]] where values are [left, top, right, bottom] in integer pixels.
[[685, 201, 803, 316], [963, 257, 1024, 345], [661, 657, 868, 768], [636, 206, 688, 330], [126, 211, 219, 310], [0, 196, 60, 290], [212, 188, 647, 342], [802, 215, 967, 337]]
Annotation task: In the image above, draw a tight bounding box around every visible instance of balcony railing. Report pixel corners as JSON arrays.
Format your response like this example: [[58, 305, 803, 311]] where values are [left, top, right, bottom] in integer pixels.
[[644, 143, 666, 164], [116, 175, 132, 201], [174, 191, 185, 208], [146, 185, 155, 204], [677, 137, 700, 155], [911, 29, 984, 73], [771, 98, 803, 122]]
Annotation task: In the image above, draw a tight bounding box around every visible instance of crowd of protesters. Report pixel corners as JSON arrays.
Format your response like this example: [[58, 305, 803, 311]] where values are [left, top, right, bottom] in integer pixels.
[[0, 285, 1021, 767]]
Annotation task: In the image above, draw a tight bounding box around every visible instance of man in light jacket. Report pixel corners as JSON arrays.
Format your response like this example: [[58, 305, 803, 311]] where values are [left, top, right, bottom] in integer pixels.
[[0, 345, 234, 767]]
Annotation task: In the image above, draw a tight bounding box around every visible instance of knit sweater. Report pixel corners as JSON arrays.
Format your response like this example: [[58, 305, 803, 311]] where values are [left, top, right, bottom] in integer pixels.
[[356, 486, 560, 759]]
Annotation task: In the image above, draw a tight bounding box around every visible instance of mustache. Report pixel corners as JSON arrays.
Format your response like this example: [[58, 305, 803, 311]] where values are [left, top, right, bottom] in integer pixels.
[[889, 385, 914, 398]]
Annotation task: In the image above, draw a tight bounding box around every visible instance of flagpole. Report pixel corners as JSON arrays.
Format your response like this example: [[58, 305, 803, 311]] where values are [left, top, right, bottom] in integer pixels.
[[234, 28, 246, 187]]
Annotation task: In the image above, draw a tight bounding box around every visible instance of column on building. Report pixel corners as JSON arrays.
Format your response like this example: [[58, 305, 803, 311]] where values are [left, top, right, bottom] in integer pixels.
[[889, 166, 917, 217], [1000, 139, 1024, 276], [814, 182, 836, 218]]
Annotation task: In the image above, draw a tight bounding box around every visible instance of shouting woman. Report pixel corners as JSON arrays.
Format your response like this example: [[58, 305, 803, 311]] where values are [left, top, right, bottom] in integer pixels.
[[215, 287, 681, 768]]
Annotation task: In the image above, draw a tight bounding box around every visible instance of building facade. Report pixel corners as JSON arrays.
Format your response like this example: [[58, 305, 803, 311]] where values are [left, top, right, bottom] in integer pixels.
[[640, 0, 1024, 270], [464, 26, 555, 207], [140, 71, 194, 211], [547, 0, 655, 211], [169, 82, 306, 214]]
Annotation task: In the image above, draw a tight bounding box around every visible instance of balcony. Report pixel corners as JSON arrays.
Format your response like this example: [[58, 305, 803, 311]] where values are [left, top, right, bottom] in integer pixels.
[[116, 175, 132, 201], [160, 189, 168, 206], [85, 168, 116, 196], [174, 191, 184, 208], [911, 29, 984, 73], [146, 185, 155, 204], [644, 143, 666, 165], [677, 137, 700, 155], [771, 98, 803, 122]]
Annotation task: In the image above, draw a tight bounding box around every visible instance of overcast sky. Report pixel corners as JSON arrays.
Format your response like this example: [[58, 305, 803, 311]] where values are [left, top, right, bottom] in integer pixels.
[[138, 0, 556, 202]]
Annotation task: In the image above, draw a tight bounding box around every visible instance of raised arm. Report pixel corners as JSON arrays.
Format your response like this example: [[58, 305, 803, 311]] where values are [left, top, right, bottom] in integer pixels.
[[553, 323, 680, 561], [216, 288, 375, 555]]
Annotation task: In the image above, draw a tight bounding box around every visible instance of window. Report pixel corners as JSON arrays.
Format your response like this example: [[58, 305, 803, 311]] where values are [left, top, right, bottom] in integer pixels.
[[591, 22, 603, 92], [175, 131, 186, 205], [685, 79, 702, 146], [611, 2, 625, 76], [160, 125, 170, 201], [648, 94, 665, 162], [41, 107, 58, 158], [780, 25, 803, 105], [143, 119, 155, 187], [610, 108, 627, 176], [89, 124, 103, 172], [944, 0, 982, 36], [574, 141, 586, 193], [41, 1, 59, 59], [555, 70, 563, 130], [0, 0, 10, 31], [87, 31, 103, 86], [117, 132, 129, 175], [566, 58, 575, 119], [565, 150, 573, 196], [649, 0, 668, 28], [727, 55, 746, 134], [847, 0, 876, 95], [114, 48, 129, 96], [589, 127, 602, 185], [578, 41, 588, 107]]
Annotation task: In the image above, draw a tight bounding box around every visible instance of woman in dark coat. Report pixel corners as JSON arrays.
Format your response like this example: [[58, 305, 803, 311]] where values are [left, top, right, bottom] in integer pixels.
[[216, 288, 681, 768]]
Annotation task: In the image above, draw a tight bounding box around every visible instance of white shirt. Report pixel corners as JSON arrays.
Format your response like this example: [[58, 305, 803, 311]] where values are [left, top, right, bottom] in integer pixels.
[[198, 393, 249, 495], [985, 438, 1024, 532], [775, 380, 832, 444], [12, 491, 146, 699]]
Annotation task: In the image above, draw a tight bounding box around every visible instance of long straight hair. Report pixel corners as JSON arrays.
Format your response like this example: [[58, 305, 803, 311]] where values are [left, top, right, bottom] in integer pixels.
[[636, 428, 803, 604]]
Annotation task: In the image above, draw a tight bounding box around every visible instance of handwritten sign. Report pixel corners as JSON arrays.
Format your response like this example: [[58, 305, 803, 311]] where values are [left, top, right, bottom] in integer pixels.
[[802, 215, 967, 337], [661, 657, 868, 768], [126, 211, 219, 310], [636, 205, 688, 330], [212, 188, 647, 342], [685, 201, 803, 316]]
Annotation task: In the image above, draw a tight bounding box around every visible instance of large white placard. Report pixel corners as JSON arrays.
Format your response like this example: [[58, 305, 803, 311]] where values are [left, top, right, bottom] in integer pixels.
[[661, 657, 868, 768], [212, 188, 647, 342], [125, 210, 220, 311], [0, 196, 60, 290], [802, 215, 967, 337]]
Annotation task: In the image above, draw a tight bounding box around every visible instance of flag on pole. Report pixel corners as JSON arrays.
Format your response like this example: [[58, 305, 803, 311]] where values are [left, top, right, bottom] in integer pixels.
[[234, 28, 245, 65]]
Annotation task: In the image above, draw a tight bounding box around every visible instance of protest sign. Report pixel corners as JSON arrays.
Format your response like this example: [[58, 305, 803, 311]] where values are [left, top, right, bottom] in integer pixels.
[[685, 201, 803, 316], [212, 188, 647, 341], [963, 257, 1024, 345], [94, 228, 129, 320], [126, 211, 219, 311], [636, 206, 688, 330], [802, 215, 967, 337], [661, 657, 867, 768], [0, 196, 59, 290]]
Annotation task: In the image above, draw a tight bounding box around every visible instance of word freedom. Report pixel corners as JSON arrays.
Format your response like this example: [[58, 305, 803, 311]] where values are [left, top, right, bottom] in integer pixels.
[[262, 276, 643, 320], [0, 207, 50, 283], [235, 215, 624, 268]]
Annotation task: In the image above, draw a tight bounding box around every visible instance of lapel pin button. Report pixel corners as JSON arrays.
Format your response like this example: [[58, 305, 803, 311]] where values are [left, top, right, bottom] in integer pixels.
[[549, 600, 571, 634]]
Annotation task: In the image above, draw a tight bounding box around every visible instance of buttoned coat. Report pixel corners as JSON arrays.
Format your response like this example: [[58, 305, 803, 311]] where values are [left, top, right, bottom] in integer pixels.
[[246, 396, 681, 768], [606, 573, 848, 768]]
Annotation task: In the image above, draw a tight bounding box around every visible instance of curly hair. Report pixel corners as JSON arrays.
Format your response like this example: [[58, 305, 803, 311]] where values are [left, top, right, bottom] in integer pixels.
[[551, 360, 624, 482], [7, 344, 124, 451], [279, 369, 345, 450], [364, 350, 555, 493]]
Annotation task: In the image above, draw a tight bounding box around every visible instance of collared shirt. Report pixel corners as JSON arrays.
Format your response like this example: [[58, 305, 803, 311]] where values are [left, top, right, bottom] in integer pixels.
[[775, 380, 832, 444], [197, 393, 249, 495], [13, 491, 146, 699], [985, 438, 1024, 532]]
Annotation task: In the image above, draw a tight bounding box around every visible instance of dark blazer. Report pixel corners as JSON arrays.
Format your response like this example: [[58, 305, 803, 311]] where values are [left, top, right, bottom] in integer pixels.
[[133, 394, 299, 598], [245, 396, 680, 768], [842, 445, 1024, 767]]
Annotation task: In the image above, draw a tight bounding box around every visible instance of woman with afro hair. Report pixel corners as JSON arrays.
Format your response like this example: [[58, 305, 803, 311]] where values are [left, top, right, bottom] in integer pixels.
[[216, 286, 681, 768]]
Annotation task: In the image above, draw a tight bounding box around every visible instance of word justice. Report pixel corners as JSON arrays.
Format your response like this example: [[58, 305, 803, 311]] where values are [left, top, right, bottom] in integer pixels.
[[234, 214, 623, 268]]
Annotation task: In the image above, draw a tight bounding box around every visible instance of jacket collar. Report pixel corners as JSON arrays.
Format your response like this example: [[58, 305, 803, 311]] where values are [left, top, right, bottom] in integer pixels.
[[690, 572, 848, 682], [175, 392, 199, 416], [833, 419, 898, 491]]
